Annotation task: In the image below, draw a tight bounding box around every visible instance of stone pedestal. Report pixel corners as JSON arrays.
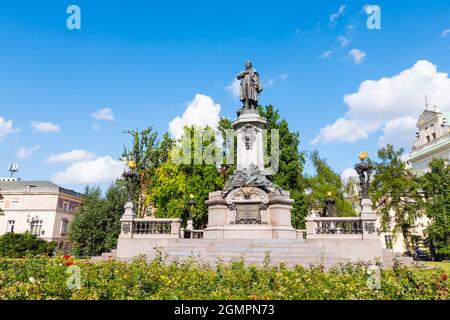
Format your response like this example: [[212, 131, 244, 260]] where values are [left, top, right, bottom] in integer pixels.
[[119, 201, 136, 239], [204, 188, 297, 240], [233, 111, 267, 172]]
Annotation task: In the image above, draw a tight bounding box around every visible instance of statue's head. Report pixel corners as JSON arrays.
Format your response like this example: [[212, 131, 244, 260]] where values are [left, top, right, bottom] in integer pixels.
[[245, 60, 253, 69]]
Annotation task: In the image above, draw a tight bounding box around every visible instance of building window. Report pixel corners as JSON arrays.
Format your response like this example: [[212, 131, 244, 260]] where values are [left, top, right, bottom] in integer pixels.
[[384, 235, 393, 250], [63, 200, 70, 212], [61, 219, 69, 236], [30, 220, 43, 236], [432, 133, 436, 140], [6, 220, 15, 233], [11, 200, 19, 209], [426, 135, 430, 142]]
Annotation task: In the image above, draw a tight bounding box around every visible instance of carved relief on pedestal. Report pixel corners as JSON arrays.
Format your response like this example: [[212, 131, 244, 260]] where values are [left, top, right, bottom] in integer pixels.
[[225, 187, 269, 225], [242, 124, 257, 150]]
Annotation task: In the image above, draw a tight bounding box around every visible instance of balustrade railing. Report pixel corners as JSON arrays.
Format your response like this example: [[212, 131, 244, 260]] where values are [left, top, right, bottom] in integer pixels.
[[134, 220, 173, 235], [315, 219, 362, 235], [306, 216, 376, 238]]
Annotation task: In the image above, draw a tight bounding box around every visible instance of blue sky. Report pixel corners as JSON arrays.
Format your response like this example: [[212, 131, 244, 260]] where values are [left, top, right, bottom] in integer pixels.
[[1, 0, 450, 192]]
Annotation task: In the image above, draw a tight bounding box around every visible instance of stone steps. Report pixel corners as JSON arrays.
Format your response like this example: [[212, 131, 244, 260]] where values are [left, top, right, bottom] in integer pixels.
[[126, 239, 349, 268]]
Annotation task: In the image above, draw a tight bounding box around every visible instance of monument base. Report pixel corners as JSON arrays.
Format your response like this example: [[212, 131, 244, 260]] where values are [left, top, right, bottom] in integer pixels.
[[203, 189, 297, 240]]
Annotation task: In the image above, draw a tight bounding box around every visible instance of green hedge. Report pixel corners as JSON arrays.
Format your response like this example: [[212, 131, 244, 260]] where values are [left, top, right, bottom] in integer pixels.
[[0, 256, 448, 300], [0, 233, 55, 258]]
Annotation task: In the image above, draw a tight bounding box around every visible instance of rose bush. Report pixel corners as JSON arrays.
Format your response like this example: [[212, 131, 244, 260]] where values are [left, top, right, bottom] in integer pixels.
[[0, 256, 448, 300]]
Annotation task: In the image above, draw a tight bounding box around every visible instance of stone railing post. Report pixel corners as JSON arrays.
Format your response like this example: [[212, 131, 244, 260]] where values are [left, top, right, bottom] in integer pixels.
[[119, 201, 136, 239], [360, 198, 377, 239], [171, 219, 182, 238], [305, 216, 317, 235]]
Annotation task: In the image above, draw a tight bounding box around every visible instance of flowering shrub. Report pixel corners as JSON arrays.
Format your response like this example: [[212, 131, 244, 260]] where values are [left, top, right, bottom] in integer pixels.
[[0, 256, 448, 300]]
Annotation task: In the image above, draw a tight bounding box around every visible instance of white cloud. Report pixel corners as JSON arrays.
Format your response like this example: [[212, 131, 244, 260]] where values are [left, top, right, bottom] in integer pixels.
[[329, 5, 346, 27], [16, 145, 40, 159], [0, 117, 15, 141], [338, 36, 350, 47], [348, 49, 366, 64], [52, 156, 124, 185], [45, 149, 95, 164], [169, 94, 221, 139], [341, 167, 357, 184], [31, 121, 60, 133], [226, 79, 240, 99], [91, 108, 114, 121], [280, 73, 289, 80], [442, 29, 450, 37], [320, 51, 333, 60], [311, 118, 378, 144], [312, 60, 450, 149], [377, 116, 417, 148]]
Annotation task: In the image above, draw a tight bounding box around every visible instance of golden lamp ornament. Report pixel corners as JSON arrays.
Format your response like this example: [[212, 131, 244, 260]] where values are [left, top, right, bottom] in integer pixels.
[[359, 152, 369, 161], [127, 160, 137, 169]]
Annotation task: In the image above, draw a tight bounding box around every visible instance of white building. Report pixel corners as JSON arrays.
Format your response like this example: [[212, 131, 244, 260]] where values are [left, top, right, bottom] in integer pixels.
[[408, 109, 450, 174], [0, 180, 82, 251]]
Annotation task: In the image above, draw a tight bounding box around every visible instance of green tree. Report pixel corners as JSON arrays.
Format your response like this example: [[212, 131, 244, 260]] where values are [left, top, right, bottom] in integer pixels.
[[150, 126, 224, 228], [122, 128, 173, 217], [371, 144, 423, 255], [419, 158, 450, 260], [68, 181, 127, 257], [258, 105, 308, 228], [306, 150, 356, 217]]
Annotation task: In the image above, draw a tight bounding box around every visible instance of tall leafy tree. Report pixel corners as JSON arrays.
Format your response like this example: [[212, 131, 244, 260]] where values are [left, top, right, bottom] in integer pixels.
[[150, 126, 224, 228], [122, 128, 173, 217], [306, 150, 356, 217], [419, 158, 450, 260], [371, 144, 423, 255], [68, 181, 127, 257], [258, 105, 308, 228]]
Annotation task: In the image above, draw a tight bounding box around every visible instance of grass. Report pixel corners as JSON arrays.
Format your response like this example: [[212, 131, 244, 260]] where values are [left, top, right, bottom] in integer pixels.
[[425, 262, 450, 274]]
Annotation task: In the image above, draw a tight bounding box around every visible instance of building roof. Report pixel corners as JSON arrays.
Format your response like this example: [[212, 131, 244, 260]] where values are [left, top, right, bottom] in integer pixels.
[[0, 180, 82, 198]]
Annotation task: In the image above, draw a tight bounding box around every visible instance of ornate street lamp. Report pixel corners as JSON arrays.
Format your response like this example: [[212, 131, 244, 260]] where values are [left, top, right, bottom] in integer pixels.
[[122, 160, 138, 203], [323, 191, 337, 217], [354, 152, 373, 200], [187, 193, 196, 221], [185, 194, 196, 238]]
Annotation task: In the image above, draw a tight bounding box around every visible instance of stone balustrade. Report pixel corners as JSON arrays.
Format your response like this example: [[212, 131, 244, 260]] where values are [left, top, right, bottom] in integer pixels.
[[306, 214, 377, 240], [120, 214, 182, 239]]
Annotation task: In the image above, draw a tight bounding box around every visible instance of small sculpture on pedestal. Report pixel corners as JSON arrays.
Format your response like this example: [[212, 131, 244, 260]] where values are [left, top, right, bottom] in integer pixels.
[[354, 152, 373, 200]]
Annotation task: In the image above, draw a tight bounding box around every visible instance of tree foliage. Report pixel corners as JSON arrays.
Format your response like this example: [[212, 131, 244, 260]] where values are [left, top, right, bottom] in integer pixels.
[[122, 128, 173, 217], [371, 144, 423, 255], [419, 158, 450, 260], [306, 150, 356, 217], [149, 126, 224, 228], [68, 181, 128, 257], [258, 105, 308, 228]]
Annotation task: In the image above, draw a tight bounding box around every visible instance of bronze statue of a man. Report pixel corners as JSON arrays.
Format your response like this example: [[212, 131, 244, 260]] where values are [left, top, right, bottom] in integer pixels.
[[237, 61, 263, 110]]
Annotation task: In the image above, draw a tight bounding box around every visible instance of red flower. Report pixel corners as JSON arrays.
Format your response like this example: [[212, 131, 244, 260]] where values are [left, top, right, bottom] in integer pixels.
[[63, 255, 71, 260], [66, 260, 74, 267], [441, 274, 448, 280]]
